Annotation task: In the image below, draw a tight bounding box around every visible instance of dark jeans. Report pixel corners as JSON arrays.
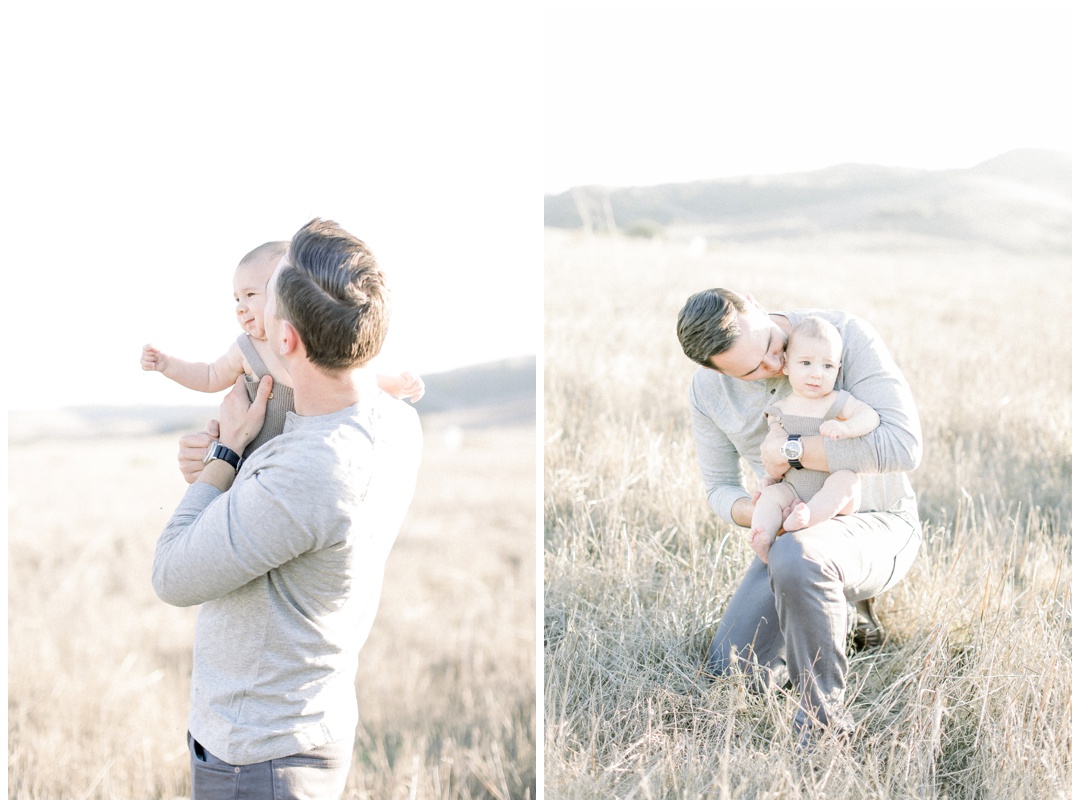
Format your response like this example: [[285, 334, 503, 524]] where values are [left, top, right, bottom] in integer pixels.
[[188, 731, 353, 800]]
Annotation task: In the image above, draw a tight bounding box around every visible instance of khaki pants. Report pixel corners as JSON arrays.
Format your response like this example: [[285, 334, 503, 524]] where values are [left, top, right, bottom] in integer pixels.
[[705, 511, 922, 733]]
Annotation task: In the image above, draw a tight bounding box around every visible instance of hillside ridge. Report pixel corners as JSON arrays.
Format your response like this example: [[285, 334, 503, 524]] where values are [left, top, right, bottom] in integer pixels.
[[9, 356, 535, 442], [544, 149, 1071, 253]]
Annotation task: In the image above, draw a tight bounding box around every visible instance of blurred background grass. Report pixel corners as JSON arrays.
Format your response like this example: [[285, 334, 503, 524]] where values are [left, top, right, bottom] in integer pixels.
[[543, 228, 1070, 799], [8, 364, 536, 800]]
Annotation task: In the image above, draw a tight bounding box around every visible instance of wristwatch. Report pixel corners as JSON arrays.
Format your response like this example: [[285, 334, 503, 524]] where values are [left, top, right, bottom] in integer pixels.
[[781, 435, 804, 470], [203, 440, 242, 472]]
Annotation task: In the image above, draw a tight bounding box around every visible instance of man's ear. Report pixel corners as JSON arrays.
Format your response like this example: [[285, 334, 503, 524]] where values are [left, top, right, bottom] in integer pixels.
[[279, 321, 301, 357]]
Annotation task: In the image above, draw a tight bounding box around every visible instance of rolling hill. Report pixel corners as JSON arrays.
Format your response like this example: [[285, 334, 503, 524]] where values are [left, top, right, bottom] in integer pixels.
[[8, 356, 536, 443], [544, 149, 1071, 253]]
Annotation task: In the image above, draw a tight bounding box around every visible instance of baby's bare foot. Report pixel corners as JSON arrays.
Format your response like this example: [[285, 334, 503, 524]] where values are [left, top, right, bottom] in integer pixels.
[[783, 502, 811, 532], [748, 526, 773, 564]]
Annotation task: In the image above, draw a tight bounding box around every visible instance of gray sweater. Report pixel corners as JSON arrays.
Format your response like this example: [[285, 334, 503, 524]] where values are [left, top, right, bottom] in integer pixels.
[[152, 394, 422, 765], [689, 308, 921, 524]]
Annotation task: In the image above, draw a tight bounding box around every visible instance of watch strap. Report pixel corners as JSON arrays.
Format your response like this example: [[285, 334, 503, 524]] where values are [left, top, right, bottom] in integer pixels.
[[787, 434, 803, 470], [210, 443, 242, 472]]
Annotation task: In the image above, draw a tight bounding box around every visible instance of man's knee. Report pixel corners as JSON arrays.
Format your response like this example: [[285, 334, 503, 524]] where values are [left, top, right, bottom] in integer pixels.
[[768, 532, 827, 590]]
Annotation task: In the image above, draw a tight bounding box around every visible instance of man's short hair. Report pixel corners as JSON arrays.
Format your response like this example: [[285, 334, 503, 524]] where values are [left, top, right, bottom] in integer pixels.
[[676, 288, 747, 368], [277, 218, 389, 372]]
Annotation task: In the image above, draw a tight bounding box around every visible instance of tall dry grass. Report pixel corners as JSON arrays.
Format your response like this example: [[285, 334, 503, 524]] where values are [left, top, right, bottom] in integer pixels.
[[544, 229, 1071, 799], [8, 415, 535, 799]]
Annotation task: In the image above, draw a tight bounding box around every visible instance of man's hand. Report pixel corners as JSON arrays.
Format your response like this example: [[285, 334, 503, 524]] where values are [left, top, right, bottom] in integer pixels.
[[141, 343, 170, 373], [760, 424, 790, 480], [217, 375, 273, 455], [178, 419, 219, 484]]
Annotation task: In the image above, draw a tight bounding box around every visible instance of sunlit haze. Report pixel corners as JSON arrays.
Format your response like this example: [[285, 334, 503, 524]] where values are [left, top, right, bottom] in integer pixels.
[[4, 4, 542, 410], [545, 4, 1071, 194], [3, 3, 1070, 410]]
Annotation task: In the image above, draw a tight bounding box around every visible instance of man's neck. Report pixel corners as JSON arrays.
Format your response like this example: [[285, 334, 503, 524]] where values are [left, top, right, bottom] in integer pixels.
[[289, 363, 380, 417]]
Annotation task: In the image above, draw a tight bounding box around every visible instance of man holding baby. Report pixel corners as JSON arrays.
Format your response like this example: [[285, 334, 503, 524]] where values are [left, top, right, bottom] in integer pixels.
[[676, 287, 922, 750], [152, 218, 421, 799]]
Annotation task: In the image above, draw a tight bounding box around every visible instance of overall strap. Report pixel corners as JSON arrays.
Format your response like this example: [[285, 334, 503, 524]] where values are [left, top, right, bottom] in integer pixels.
[[763, 404, 784, 428], [823, 390, 851, 422], [236, 334, 271, 378]]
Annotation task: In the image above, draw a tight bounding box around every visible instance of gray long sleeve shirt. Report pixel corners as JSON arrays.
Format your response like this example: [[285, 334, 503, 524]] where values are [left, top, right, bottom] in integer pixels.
[[689, 308, 921, 525], [152, 394, 422, 766]]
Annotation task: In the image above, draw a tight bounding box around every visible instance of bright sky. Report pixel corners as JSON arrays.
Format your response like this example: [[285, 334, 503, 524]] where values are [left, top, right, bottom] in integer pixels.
[[545, 2, 1073, 193], [3, 3, 1071, 411], [3, 3, 542, 410]]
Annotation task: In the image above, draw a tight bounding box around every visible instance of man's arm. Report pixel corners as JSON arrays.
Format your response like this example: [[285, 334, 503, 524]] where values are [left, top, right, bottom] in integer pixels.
[[151, 462, 321, 607], [152, 377, 277, 606], [689, 378, 753, 526], [826, 316, 921, 473], [729, 496, 755, 528]]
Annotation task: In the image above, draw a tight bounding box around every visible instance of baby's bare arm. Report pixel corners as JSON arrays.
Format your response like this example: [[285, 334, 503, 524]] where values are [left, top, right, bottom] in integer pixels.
[[377, 370, 425, 403], [142, 341, 246, 393], [820, 395, 881, 439]]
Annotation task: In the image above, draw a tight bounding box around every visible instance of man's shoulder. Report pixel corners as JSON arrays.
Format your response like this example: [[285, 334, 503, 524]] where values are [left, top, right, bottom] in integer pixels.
[[259, 397, 421, 461], [688, 364, 752, 408], [371, 393, 423, 443], [785, 307, 861, 327], [689, 364, 725, 394], [248, 399, 421, 495]]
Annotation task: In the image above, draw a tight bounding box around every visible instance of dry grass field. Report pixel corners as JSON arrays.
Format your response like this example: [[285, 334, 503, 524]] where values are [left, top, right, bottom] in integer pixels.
[[8, 410, 535, 799], [544, 229, 1071, 799]]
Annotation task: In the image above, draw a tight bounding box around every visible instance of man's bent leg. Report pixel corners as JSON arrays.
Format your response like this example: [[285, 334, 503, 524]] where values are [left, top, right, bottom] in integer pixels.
[[704, 557, 787, 690], [767, 512, 921, 735]]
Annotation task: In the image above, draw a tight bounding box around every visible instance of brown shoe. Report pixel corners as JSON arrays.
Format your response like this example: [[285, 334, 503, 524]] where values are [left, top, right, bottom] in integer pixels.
[[849, 597, 886, 653]]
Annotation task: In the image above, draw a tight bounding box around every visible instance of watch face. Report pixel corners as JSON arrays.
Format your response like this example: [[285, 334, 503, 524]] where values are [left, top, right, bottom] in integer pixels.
[[782, 439, 801, 460], [203, 440, 220, 465]]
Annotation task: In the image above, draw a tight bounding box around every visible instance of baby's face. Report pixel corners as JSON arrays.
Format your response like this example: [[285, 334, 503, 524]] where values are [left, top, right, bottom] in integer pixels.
[[233, 259, 275, 340], [783, 335, 841, 399]]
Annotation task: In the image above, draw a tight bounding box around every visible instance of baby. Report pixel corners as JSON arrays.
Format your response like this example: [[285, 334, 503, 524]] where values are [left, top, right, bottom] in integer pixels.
[[141, 241, 424, 459], [748, 316, 880, 564]]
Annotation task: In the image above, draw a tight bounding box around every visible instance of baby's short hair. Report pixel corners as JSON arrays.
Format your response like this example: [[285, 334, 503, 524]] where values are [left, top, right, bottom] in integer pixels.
[[789, 316, 843, 354], [239, 241, 289, 269]]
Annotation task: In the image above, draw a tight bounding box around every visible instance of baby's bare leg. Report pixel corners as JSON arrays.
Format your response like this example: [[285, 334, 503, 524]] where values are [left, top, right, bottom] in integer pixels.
[[749, 482, 798, 564], [783, 470, 861, 532]]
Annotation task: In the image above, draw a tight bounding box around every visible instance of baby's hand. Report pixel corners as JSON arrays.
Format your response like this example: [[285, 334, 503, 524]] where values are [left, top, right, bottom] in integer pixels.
[[141, 343, 169, 373], [394, 371, 425, 403], [819, 419, 851, 440]]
